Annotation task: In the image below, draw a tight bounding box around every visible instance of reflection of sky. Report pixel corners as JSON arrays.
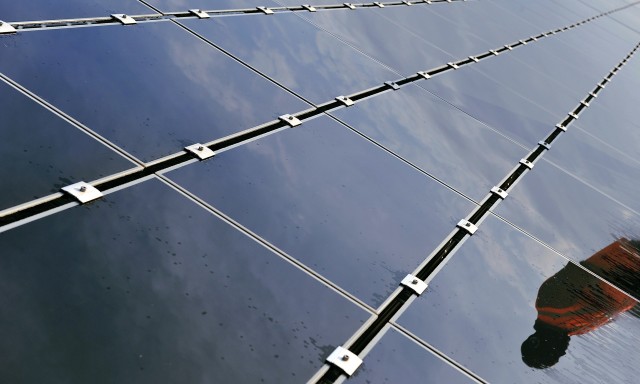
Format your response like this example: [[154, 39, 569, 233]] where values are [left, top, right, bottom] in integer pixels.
[[397, 214, 640, 383], [181, 13, 397, 104], [331, 84, 527, 202], [0, 0, 152, 22], [495, 160, 640, 268], [167, 115, 476, 307], [0, 22, 307, 162], [0, 178, 368, 383]]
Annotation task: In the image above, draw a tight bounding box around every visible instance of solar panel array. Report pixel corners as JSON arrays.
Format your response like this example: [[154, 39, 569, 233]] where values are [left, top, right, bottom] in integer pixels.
[[2, 1, 640, 383]]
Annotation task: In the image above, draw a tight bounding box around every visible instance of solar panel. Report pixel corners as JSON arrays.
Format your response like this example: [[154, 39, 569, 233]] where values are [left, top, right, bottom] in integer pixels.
[[2, 1, 640, 382], [179, 12, 398, 105], [0, 177, 370, 382], [397, 214, 640, 383], [165, 114, 476, 307], [0, 21, 309, 162], [0, 79, 137, 212]]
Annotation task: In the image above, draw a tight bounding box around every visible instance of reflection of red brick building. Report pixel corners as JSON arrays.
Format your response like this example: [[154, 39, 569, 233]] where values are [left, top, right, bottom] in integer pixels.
[[537, 239, 639, 335], [522, 239, 640, 368]]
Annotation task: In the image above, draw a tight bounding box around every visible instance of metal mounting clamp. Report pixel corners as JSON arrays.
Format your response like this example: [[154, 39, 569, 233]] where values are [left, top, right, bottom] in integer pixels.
[[457, 219, 478, 235], [518, 39, 528, 45], [580, 100, 590, 107], [326, 347, 362, 376], [597, 83, 606, 89], [417, 71, 431, 79], [279, 114, 302, 127], [402, 1, 413, 5], [257, 6, 274, 14], [335, 95, 355, 107], [568, 112, 579, 119], [111, 14, 137, 25], [373, 2, 385, 7], [302, 4, 317, 11], [185, 143, 216, 160], [491, 186, 508, 199], [589, 92, 598, 98], [538, 141, 551, 150], [555, 123, 567, 132], [0, 21, 16, 34], [519, 158, 534, 169], [504, 45, 513, 50], [401, 274, 428, 295], [385, 81, 400, 90], [447, 62, 460, 69], [189, 9, 210, 18], [62, 182, 103, 204], [468, 56, 479, 63], [489, 49, 500, 56], [530, 35, 538, 41], [344, 2, 356, 9]]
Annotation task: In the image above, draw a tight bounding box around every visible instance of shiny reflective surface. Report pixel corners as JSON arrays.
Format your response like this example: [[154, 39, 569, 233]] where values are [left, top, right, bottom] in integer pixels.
[[0, 177, 369, 383], [418, 59, 559, 147], [494, 159, 640, 291], [0, 22, 308, 162], [0, 80, 136, 211], [545, 122, 640, 215], [143, 0, 279, 12], [299, 8, 455, 75], [397, 215, 640, 383], [180, 13, 397, 105], [0, 0, 154, 22], [372, 6, 496, 59], [426, 1, 541, 48], [348, 328, 476, 384], [166, 115, 476, 307], [330, 84, 527, 201]]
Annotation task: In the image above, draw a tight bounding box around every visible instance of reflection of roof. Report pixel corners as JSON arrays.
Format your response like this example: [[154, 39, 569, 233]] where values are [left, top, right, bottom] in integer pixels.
[[1, 0, 640, 382]]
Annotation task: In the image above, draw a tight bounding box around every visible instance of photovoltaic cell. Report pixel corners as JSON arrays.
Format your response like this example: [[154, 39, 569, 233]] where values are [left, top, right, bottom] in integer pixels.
[[493, 159, 640, 294], [0, 79, 136, 212], [166, 115, 476, 307], [0, 22, 309, 162], [142, 0, 280, 13], [298, 8, 456, 75], [397, 215, 640, 383], [179, 13, 398, 105], [417, 58, 559, 147], [371, 6, 497, 59], [330, 84, 528, 202], [347, 328, 477, 384], [0, 177, 370, 383], [0, 0, 155, 22]]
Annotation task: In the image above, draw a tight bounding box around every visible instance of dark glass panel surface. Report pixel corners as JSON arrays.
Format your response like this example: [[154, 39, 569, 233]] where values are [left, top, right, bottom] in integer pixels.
[[489, 0, 580, 31], [330, 84, 527, 201], [167, 115, 476, 307], [348, 328, 477, 384], [371, 6, 496, 58], [299, 9, 455, 75], [143, 0, 279, 12], [0, 22, 309, 162], [417, 58, 559, 147], [398, 215, 640, 383], [0, 0, 154, 22], [179, 13, 397, 105], [425, 1, 542, 48], [543, 120, 640, 215], [493, 159, 640, 289], [0, 80, 136, 211], [0, 177, 369, 383]]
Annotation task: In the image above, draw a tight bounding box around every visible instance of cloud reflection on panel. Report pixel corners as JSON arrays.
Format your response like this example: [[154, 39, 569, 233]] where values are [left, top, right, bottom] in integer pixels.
[[0, 178, 369, 383], [396, 215, 640, 384], [179, 13, 398, 105]]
